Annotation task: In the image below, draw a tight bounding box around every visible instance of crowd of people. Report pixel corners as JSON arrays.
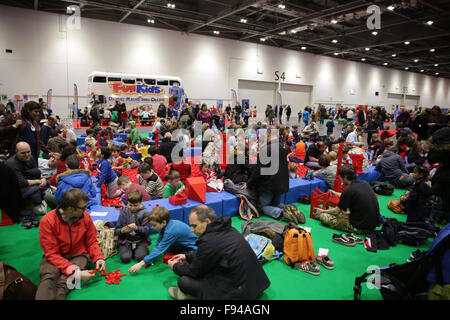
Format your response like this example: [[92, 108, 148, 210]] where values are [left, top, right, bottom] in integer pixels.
[[0, 97, 449, 300]]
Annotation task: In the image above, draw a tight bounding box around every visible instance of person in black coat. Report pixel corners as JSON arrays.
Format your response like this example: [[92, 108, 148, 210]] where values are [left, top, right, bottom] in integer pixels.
[[159, 132, 178, 164], [246, 129, 289, 219], [167, 205, 270, 300]]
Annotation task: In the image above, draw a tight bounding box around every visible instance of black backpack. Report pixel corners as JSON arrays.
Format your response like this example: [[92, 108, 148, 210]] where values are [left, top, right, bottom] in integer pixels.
[[354, 236, 450, 300], [370, 181, 394, 196]]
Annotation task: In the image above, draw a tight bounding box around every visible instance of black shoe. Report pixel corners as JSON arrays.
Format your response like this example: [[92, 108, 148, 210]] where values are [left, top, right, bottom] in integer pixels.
[[332, 234, 356, 246], [407, 250, 426, 262], [31, 215, 40, 228], [22, 216, 33, 229]]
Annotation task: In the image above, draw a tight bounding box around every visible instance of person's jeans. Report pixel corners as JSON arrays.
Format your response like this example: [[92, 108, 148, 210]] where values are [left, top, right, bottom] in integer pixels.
[[392, 173, 415, 189], [119, 241, 149, 263], [259, 191, 284, 219], [305, 161, 322, 170]]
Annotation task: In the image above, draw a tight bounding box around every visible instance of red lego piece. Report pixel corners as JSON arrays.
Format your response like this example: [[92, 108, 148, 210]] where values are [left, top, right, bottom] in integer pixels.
[[169, 193, 187, 206], [185, 177, 206, 203]]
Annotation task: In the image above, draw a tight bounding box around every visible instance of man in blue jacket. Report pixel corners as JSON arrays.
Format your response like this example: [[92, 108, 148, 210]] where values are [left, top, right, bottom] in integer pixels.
[[53, 154, 98, 208]]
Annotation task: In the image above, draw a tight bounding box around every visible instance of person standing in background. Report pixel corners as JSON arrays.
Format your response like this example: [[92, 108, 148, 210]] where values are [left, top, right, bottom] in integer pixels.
[[286, 105, 291, 123]]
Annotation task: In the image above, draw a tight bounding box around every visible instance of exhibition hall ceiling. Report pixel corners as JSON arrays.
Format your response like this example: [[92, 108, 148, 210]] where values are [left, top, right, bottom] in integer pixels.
[[4, 0, 450, 78]]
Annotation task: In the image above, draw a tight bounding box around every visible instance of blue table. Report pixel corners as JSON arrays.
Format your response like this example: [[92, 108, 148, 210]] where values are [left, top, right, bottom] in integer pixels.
[[204, 192, 224, 216], [142, 198, 184, 223], [76, 136, 85, 146], [113, 139, 127, 147], [309, 177, 329, 193], [114, 133, 128, 142], [181, 199, 203, 225], [218, 191, 240, 217], [88, 205, 120, 226], [283, 178, 314, 204]]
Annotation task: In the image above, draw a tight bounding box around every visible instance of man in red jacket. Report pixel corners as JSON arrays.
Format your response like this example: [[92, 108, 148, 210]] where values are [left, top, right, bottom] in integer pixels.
[[35, 188, 106, 300]]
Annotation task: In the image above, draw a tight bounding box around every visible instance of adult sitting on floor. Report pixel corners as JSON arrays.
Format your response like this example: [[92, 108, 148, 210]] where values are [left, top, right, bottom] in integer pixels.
[[35, 188, 106, 300], [5, 141, 50, 229], [375, 141, 414, 189], [345, 126, 364, 147], [314, 165, 380, 235], [167, 205, 270, 300], [245, 128, 301, 222], [304, 140, 326, 170]]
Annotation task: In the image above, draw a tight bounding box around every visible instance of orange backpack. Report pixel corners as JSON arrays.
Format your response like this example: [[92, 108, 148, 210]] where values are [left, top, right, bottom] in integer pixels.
[[283, 226, 316, 266]]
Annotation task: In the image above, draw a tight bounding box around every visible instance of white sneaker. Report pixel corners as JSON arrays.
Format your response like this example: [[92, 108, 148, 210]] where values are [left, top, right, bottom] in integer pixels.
[[33, 201, 47, 215]]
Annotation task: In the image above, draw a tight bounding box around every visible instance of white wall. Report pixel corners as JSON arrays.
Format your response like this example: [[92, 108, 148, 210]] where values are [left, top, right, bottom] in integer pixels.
[[1, 5, 449, 118]]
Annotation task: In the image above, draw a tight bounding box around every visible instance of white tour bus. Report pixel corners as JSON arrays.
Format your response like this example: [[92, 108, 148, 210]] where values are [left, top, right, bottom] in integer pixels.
[[87, 71, 184, 109]]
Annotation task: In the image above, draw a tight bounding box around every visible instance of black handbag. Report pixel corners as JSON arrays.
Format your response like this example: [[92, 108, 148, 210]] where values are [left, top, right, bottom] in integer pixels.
[[370, 181, 394, 196]]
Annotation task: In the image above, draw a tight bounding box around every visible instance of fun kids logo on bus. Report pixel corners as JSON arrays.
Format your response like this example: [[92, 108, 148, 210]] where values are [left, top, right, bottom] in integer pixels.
[[109, 81, 165, 96]]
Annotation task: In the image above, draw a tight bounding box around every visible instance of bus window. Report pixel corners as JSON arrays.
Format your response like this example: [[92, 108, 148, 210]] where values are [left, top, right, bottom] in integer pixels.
[[93, 76, 107, 83], [157, 80, 168, 86], [123, 78, 136, 84], [170, 80, 180, 87], [136, 78, 143, 82], [144, 79, 156, 85], [108, 77, 121, 82]]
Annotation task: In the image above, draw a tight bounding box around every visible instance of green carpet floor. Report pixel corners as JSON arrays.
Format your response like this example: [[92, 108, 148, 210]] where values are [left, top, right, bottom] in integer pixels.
[[0, 188, 439, 300]]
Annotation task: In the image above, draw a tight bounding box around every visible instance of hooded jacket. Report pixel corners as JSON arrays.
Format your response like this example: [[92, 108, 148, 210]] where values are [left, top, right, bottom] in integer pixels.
[[375, 151, 408, 181], [55, 169, 98, 208], [39, 209, 104, 276], [173, 216, 270, 300], [114, 205, 151, 245]]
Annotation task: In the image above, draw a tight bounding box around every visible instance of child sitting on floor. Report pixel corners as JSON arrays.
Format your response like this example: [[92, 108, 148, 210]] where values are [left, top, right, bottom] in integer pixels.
[[114, 189, 151, 263], [111, 145, 124, 176], [137, 137, 151, 161], [137, 161, 164, 199], [98, 131, 111, 148], [368, 133, 382, 161], [96, 146, 122, 199], [289, 163, 299, 179], [118, 175, 151, 205], [128, 206, 198, 272], [163, 170, 185, 198], [197, 161, 215, 183], [402, 165, 432, 223], [84, 128, 96, 148]]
